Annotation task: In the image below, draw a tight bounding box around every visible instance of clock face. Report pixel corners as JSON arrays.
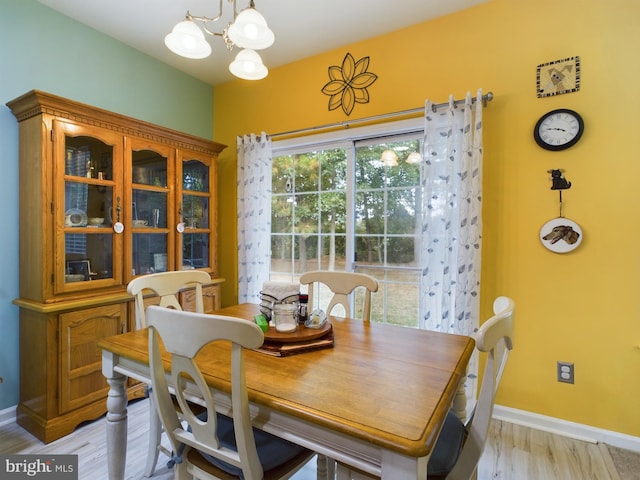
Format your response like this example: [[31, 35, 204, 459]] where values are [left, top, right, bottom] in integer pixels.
[[534, 109, 584, 151]]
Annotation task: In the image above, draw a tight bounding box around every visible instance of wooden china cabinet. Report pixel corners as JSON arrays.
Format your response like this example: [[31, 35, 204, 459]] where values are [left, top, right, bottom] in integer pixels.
[[7, 90, 226, 443]]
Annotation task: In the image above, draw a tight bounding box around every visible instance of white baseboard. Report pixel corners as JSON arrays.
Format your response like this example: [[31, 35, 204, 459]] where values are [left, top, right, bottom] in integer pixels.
[[494, 404, 640, 453], [0, 405, 16, 427]]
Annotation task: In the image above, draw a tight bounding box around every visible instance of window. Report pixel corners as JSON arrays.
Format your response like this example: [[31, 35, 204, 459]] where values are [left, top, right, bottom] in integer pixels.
[[271, 119, 424, 326]]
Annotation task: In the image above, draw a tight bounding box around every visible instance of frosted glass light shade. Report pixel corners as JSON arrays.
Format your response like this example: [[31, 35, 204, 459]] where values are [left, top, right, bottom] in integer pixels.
[[227, 8, 274, 50], [229, 49, 268, 80], [406, 152, 423, 164], [165, 20, 212, 59]]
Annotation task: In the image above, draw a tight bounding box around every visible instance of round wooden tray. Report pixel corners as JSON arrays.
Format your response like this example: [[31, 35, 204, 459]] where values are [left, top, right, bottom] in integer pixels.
[[264, 321, 332, 343]]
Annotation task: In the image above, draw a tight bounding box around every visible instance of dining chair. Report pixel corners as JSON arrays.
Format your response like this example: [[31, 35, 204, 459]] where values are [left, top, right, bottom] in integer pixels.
[[146, 305, 315, 480], [299, 271, 379, 321], [336, 295, 515, 480], [298, 270, 378, 479], [127, 270, 212, 477]]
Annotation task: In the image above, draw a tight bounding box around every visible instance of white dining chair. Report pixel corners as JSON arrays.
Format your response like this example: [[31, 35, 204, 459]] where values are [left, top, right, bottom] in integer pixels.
[[299, 270, 378, 321], [146, 305, 315, 480], [336, 296, 515, 480], [127, 270, 212, 477], [299, 270, 379, 479]]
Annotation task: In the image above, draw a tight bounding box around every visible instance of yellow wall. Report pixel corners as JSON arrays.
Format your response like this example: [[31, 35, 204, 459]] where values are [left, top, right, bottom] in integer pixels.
[[214, 0, 640, 437]]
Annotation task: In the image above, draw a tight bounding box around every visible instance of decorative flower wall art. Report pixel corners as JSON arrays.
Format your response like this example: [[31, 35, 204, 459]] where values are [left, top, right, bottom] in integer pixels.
[[321, 53, 378, 116]]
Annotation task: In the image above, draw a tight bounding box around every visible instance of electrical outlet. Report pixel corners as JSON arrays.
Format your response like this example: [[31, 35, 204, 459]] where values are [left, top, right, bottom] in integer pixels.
[[557, 361, 574, 384]]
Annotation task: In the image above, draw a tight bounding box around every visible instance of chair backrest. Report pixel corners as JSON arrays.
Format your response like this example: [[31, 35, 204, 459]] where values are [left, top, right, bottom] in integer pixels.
[[447, 296, 515, 480], [127, 270, 212, 329], [299, 271, 378, 321], [146, 305, 266, 480]]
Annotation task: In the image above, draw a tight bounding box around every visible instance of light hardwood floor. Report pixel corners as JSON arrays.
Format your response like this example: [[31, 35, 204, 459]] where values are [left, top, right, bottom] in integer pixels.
[[0, 398, 630, 479]]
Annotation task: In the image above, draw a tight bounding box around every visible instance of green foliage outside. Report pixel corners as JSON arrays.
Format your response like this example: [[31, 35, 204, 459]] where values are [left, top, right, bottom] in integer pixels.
[[271, 137, 423, 327]]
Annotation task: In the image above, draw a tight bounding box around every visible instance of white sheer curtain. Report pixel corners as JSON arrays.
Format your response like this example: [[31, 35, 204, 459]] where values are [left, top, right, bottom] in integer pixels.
[[237, 132, 272, 304], [420, 90, 484, 401]]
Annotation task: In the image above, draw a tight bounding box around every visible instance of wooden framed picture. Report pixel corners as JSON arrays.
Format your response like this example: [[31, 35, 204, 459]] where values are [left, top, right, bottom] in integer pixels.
[[536, 56, 580, 98]]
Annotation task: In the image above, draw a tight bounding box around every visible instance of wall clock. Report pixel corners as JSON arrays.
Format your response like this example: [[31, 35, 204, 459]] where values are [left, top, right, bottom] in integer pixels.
[[533, 109, 584, 151]]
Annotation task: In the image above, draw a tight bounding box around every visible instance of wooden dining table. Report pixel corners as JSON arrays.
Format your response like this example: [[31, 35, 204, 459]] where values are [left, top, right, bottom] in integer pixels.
[[99, 303, 475, 480]]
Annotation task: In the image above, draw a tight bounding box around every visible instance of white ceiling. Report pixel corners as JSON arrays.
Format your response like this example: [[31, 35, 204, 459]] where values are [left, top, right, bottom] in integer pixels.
[[38, 0, 489, 86]]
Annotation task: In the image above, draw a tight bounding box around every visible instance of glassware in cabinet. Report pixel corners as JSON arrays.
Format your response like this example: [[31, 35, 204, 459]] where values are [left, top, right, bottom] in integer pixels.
[[129, 142, 174, 278], [179, 155, 214, 271], [56, 122, 123, 293]]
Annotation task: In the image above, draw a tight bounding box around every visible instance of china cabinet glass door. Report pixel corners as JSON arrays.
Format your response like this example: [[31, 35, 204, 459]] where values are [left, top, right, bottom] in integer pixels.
[[179, 152, 214, 271], [128, 139, 175, 279], [54, 120, 123, 293]]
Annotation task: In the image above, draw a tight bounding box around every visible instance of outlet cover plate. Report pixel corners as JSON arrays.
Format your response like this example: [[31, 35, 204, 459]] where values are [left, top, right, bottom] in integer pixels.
[[557, 361, 574, 384]]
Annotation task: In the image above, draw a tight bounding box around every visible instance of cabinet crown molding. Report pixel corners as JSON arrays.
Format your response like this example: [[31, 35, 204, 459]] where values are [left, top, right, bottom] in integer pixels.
[[7, 90, 226, 156]]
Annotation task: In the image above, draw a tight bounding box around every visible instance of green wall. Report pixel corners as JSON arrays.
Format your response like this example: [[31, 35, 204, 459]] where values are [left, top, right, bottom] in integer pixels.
[[0, 0, 214, 410]]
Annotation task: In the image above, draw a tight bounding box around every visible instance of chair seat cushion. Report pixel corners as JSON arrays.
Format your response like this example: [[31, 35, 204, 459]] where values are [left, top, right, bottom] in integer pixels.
[[195, 412, 308, 478], [427, 411, 466, 478]]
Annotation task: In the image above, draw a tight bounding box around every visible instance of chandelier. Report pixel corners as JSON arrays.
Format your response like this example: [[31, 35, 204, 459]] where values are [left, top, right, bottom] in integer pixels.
[[164, 0, 274, 80]]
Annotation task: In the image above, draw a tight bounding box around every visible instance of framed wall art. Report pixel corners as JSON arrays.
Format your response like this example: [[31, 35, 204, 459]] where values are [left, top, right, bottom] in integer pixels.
[[536, 56, 580, 98]]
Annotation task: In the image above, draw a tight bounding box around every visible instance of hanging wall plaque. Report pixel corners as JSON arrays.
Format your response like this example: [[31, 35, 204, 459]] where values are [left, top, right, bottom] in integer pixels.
[[540, 169, 583, 253], [536, 56, 580, 98], [539, 217, 582, 253]]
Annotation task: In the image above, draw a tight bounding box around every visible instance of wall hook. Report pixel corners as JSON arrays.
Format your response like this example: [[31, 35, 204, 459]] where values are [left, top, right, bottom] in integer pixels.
[[548, 169, 571, 217]]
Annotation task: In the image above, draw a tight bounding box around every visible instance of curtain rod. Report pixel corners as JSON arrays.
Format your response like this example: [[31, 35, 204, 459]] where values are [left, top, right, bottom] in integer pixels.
[[270, 91, 493, 139]]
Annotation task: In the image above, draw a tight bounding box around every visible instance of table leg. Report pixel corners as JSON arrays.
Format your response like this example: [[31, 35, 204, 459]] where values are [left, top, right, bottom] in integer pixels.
[[105, 374, 128, 480]]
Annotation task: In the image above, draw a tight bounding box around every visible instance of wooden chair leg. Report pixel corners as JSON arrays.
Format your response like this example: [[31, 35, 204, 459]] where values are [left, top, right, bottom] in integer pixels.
[[317, 454, 328, 479], [143, 395, 162, 477], [327, 457, 336, 479], [317, 454, 337, 479], [336, 463, 352, 480]]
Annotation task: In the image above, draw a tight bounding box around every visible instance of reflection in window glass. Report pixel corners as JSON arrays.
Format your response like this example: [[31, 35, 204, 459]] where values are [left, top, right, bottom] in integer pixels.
[[183, 233, 209, 270]]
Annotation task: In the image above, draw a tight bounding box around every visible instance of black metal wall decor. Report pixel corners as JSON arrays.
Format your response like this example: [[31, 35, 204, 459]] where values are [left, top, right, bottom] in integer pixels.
[[321, 53, 378, 116], [539, 169, 583, 253]]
